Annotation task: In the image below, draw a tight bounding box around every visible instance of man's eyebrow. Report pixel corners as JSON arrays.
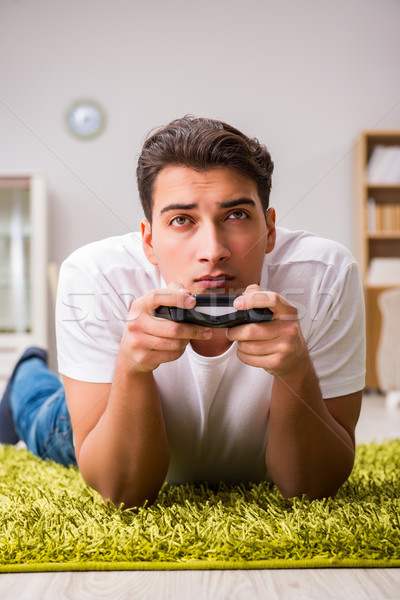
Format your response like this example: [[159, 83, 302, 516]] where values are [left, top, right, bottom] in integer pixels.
[[220, 198, 256, 209], [159, 198, 256, 215], [160, 203, 197, 215]]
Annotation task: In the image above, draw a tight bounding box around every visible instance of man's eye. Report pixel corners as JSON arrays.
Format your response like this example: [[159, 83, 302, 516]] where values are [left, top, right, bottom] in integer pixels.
[[170, 216, 190, 226], [227, 210, 248, 220]]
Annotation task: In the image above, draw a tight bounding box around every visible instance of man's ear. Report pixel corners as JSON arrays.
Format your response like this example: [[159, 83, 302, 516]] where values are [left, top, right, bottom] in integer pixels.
[[141, 219, 159, 266], [265, 207, 276, 254]]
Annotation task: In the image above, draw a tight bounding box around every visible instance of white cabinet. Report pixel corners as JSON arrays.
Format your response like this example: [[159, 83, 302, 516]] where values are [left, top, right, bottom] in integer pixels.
[[0, 173, 47, 382]]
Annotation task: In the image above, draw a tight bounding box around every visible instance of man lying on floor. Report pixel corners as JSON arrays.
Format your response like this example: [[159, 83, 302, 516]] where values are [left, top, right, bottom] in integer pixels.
[[0, 115, 366, 508]]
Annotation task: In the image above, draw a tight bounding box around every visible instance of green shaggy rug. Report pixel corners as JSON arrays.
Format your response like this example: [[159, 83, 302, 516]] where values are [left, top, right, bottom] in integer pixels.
[[0, 440, 400, 572]]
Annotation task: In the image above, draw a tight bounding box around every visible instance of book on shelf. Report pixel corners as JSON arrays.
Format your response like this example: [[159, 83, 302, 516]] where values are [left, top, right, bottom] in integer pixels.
[[366, 145, 400, 184], [367, 258, 400, 286], [366, 198, 400, 233]]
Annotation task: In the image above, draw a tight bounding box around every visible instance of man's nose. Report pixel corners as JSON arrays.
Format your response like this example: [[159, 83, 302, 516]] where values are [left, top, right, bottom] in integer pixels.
[[197, 225, 231, 264]]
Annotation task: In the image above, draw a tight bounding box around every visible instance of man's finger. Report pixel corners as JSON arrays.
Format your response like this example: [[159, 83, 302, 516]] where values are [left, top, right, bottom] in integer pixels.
[[234, 289, 297, 319]]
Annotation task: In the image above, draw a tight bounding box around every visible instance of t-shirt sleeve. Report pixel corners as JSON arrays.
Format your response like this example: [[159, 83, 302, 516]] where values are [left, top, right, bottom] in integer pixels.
[[55, 258, 126, 383], [306, 260, 366, 398]]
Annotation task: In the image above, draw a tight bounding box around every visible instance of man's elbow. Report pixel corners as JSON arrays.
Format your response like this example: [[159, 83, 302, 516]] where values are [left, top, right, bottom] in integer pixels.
[[274, 470, 352, 501], [101, 486, 162, 510], [80, 465, 167, 510], [277, 481, 341, 501]]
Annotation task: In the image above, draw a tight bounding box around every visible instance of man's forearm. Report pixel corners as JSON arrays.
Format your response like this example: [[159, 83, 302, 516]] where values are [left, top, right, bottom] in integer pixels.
[[78, 366, 169, 509], [265, 361, 356, 500]]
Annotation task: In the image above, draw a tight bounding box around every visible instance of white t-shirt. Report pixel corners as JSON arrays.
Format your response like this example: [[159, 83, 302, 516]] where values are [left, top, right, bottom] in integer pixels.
[[56, 228, 366, 484]]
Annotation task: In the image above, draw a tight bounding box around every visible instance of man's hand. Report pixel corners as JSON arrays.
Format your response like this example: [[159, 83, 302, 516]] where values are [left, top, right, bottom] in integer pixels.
[[227, 285, 362, 501], [227, 284, 308, 379], [66, 282, 214, 510], [119, 282, 213, 374]]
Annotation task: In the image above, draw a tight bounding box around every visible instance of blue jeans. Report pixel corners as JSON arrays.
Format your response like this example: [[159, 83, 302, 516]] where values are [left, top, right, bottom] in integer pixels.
[[10, 358, 77, 467]]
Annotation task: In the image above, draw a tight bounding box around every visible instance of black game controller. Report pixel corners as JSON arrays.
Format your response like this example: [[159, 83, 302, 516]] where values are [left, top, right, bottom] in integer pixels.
[[155, 294, 273, 328]]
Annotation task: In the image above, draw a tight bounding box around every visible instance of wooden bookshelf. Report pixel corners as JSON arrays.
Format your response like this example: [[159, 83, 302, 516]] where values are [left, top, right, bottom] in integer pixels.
[[354, 131, 400, 389]]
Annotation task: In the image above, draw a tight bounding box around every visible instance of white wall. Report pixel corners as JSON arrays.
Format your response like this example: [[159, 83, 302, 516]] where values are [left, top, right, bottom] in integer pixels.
[[1, 0, 400, 356]]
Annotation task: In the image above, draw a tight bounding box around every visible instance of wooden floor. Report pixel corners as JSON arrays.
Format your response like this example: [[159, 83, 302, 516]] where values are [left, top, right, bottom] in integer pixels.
[[0, 569, 400, 600], [1, 567, 400, 600], [1, 392, 399, 599]]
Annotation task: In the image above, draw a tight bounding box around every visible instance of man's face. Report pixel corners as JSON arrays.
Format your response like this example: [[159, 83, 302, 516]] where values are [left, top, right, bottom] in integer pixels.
[[141, 165, 276, 294]]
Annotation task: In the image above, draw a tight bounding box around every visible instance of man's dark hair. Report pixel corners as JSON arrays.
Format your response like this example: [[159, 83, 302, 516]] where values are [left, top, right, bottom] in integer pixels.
[[136, 115, 274, 222]]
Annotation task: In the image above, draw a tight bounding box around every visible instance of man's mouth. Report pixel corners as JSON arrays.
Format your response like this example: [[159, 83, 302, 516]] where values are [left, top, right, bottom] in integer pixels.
[[194, 275, 235, 289]]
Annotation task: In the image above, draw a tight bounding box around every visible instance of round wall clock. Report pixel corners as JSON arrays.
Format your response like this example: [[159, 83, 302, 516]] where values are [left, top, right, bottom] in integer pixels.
[[65, 100, 106, 139]]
